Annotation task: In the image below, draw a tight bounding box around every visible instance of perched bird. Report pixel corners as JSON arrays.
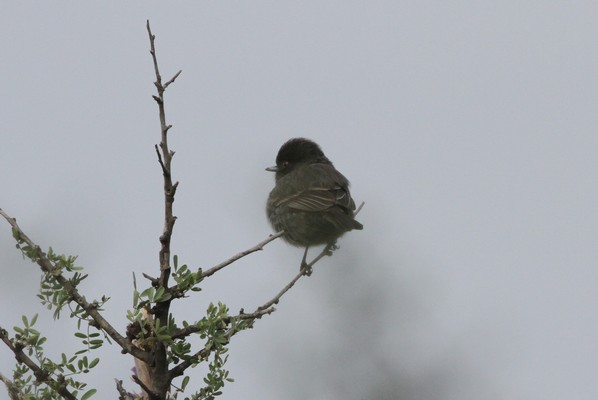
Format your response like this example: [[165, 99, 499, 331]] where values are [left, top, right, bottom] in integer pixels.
[[266, 138, 363, 270]]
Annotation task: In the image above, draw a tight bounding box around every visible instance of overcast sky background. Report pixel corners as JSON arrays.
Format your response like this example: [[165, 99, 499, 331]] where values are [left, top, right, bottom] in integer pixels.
[[1, 2, 598, 400]]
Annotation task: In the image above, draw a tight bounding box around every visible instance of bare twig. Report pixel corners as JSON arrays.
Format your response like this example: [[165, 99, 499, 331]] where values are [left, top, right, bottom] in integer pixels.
[[0, 326, 77, 400], [259, 269, 305, 311], [175, 201, 364, 338], [154, 144, 167, 174], [147, 19, 179, 294], [235, 200, 366, 319], [166, 232, 285, 305], [132, 374, 158, 399], [0, 209, 151, 364], [355, 200, 365, 215], [241, 202, 364, 316], [202, 231, 285, 279], [145, 20, 182, 398], [168, 200, 363, 375], [246, 243, 335, 316], [142, 272, 159, 287], [168, 241, 336, 379], [164, 70, 182, 89], [115, 379, 137, 400]]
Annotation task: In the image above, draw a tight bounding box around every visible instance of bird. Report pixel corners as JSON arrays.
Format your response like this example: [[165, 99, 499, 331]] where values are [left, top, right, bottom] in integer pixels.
[[266, 138, 363, 272]]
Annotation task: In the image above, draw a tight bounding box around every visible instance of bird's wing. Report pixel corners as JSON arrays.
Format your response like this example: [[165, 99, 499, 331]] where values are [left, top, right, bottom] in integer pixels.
[[279, 186, 355, 212]]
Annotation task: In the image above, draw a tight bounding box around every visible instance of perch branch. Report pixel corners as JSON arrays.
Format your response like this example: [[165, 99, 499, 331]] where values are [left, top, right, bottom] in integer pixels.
[[202, 231, 285, 279], [238, 203, 364, 318]]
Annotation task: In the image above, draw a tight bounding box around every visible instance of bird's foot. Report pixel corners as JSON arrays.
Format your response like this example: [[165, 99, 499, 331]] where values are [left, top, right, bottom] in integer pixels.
[[300, 246, 312, 276], [300, 261, 313, 276], [324, 242, 339, 256]]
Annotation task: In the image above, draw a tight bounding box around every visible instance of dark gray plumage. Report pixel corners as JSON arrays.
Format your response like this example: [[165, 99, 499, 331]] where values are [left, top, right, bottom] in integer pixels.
[[266, 138, 363, 250]]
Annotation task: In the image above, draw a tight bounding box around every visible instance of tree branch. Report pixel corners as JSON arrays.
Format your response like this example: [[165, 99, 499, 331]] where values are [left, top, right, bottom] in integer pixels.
[[145, 19, 182, 398], [0, 372, 23, 400], [164, 70, 182, 89], [167, 243, 331, 377], [202, 231, 285, 279], [0, 326, 77, 400], [147, 19, 179, 296], [166, 232, 284, 305], [244, 242, 335, 316], [115, 379, 137, 400], [230, 199, 364, 319], [132, 374, 159, 399], [0, 209, 151, 364], [169, 241, 334, 356]]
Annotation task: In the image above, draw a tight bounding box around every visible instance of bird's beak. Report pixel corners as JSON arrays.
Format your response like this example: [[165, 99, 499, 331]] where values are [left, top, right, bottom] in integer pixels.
[[265, 165, 279, 172]]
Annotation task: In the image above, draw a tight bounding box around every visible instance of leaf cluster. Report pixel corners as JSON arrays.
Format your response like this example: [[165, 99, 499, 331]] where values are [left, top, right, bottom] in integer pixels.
[[8, 314, 98, 400]]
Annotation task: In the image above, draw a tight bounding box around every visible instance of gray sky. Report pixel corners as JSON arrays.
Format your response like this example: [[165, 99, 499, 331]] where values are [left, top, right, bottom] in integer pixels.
[[2, 2, 598, 399]]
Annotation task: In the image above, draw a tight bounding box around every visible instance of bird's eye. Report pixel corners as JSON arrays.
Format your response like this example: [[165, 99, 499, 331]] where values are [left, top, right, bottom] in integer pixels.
[[281, 161, 289, 168]]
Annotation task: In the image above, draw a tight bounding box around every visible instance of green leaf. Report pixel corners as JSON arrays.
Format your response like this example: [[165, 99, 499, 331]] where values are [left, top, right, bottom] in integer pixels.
[[181, 376, 190, 390], [81, 388, 97, 400], [140, 287, 155, 301], [133, 289, 140, 307]]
